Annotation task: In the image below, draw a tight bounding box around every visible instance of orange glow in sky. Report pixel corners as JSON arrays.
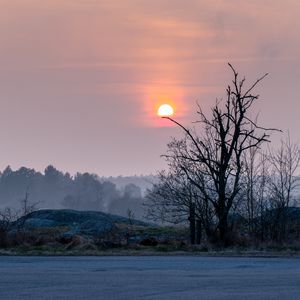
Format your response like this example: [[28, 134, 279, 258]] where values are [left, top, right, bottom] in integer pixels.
[[140, 82, 187, 128], [1, 0, 299, 176]]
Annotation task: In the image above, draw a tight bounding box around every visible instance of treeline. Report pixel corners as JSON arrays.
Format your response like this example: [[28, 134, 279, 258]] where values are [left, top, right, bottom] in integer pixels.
[[0, 165, 145, 220]]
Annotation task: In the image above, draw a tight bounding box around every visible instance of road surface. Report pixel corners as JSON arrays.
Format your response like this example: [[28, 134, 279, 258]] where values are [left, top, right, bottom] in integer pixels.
[[0, 256, 299, 299]]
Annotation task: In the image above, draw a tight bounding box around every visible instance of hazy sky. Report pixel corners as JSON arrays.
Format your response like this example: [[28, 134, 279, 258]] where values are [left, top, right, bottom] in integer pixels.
[[1, 0, 300, 176]]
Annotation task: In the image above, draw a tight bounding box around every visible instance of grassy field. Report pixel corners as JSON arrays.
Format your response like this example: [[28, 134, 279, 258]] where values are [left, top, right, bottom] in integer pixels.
[[1, 243, 300, 257]]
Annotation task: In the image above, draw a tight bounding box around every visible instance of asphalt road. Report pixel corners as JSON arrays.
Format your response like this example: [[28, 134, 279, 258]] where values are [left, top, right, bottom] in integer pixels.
[[0, 256, 299, 300]]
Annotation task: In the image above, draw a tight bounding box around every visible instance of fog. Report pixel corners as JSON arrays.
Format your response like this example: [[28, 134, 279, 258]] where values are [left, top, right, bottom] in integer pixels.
[[0, 165, 154, 220]]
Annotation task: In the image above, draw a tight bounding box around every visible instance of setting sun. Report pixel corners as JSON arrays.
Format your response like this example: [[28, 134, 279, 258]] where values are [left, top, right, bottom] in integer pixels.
[[157, 104, 174, 117]]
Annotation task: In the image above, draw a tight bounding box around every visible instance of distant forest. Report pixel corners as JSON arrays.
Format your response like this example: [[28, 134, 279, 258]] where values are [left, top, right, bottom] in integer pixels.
[[0, 165, 155, 220]]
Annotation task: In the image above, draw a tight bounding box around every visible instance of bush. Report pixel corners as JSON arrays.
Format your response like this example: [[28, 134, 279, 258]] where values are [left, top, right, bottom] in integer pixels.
[[139, 237, 158, 246]]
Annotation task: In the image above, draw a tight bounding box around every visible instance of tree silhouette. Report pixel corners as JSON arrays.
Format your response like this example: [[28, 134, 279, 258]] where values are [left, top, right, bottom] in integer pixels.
[[163, 64, 277, 245]]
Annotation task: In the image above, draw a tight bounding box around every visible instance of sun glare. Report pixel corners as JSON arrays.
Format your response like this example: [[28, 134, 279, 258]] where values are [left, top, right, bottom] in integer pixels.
[[157, 104, 174, 117]]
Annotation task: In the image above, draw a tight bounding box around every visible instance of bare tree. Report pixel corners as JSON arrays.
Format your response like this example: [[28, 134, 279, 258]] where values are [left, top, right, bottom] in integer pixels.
[[268, 135, 300, 208], [146, 170, 194, 224], [163, 64, 276, 245], [240, 131, 261, 235], [256, 152, 270, 241], [127, 209, 135, 225], [0, 207, 19, 247], [267, 135, 300, 241], [145, 169, 212, 244], [19, 186, 39, 216]]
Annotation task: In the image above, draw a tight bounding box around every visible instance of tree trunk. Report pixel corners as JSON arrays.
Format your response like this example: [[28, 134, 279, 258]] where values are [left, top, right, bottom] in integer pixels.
[[196, 219, 202, 245], [218, 213, 229, 246], [189, 203, 196, 245]]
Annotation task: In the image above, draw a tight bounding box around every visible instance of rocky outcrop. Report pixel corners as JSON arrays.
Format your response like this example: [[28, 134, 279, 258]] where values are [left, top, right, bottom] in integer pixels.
[[2, 209, 185, 250], [11, 209, 118, 237]]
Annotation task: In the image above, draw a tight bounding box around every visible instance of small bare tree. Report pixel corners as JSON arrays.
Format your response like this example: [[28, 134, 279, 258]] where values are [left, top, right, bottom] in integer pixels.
[[0, 207, 19, 247], [239, 148, 274, 242], [146, 171, 194, 224], [127, 209, 135, 225], [145, 169, 213, 244], [241, 131, 261, 235], [19, 186, 39, 217], [256, 152, 270, 241], [267, 135, 300, 241], [268, 135, 300, 208]]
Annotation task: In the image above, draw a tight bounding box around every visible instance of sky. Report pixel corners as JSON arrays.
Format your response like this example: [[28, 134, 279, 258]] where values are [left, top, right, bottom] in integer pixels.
[[0, 0, 300, 176]]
